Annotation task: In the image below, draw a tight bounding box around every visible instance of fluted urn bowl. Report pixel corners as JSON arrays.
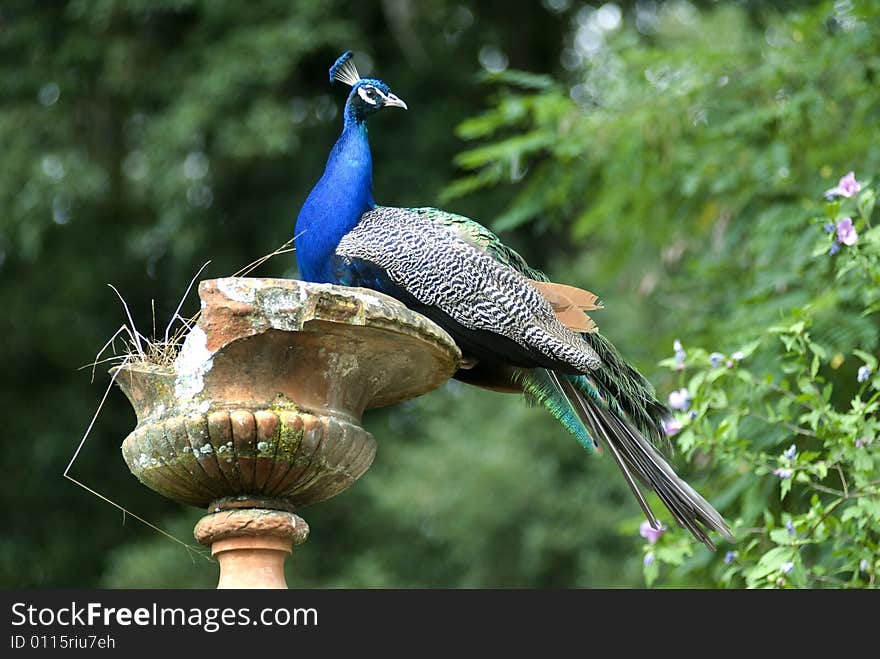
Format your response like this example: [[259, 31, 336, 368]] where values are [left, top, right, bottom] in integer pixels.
[[113, 277, 461, 510]]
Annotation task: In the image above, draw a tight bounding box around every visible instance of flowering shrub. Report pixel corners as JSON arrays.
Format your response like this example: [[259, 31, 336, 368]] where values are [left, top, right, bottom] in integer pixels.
[[445, 0, 879, 588], [646, 176, 879, 588]]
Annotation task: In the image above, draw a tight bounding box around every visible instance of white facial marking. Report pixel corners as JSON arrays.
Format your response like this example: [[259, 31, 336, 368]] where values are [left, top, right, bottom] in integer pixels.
[[358, 86, 379, 105]]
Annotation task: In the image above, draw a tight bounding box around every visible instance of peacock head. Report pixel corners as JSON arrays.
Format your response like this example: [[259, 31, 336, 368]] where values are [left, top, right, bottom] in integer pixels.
[[330, 51, 407, 122]]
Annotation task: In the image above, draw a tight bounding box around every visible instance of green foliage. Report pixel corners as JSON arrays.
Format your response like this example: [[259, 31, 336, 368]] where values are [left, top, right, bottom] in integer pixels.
[[444, 1, 880, 588], [647, 181, 879, 588]]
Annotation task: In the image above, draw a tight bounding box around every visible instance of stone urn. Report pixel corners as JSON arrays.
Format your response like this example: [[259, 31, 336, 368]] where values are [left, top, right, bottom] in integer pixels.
[[113, 277, 460, 588]]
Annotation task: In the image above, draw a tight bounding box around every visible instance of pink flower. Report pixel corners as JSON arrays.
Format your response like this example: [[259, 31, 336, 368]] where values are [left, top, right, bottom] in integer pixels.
[[825, 171, 862, 199], [640, 520, 665, 544], [662, 418, 683, 436], [836, 217, 858, 246], [668, 388, 690, 411]]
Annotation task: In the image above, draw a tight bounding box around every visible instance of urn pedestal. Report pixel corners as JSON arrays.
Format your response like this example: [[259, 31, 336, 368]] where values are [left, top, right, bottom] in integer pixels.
[[114, 277, 460, 588]]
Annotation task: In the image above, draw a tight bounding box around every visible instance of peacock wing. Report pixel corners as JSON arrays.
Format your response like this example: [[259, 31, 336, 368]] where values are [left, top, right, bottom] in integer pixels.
[[335, 207, 601, 374], [406, 207, 602, 331], [409, 206, 667, 440]]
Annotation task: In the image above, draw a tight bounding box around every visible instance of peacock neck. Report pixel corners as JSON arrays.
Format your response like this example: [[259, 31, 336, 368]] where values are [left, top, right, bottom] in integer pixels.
[[295, 116, 375, 283]]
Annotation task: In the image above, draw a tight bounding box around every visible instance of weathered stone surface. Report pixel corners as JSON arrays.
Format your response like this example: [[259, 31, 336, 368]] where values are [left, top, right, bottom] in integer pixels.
[[194, 508, 309, 589], [194, 508, 309, 546], [114, 277, 461, 509]]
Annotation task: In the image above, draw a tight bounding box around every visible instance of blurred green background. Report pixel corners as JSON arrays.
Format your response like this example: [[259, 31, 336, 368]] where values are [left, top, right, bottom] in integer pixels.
[[2, 0, 877, 588]]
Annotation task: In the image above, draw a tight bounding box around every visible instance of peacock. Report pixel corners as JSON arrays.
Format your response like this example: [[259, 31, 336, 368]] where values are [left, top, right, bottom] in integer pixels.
[[294, 51, 733, 550]]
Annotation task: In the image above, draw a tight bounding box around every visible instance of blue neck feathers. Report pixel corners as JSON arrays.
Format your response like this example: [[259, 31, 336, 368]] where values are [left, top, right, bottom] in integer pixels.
[[295, 112, 375, 283]]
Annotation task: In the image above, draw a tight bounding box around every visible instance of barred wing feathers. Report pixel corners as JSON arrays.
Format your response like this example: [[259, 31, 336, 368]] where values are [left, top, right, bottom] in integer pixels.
[[335, 207, 602, 375]]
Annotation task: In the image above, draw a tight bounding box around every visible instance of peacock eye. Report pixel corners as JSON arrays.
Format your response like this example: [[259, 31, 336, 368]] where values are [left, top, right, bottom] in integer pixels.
[[357, 85, 382, 106]]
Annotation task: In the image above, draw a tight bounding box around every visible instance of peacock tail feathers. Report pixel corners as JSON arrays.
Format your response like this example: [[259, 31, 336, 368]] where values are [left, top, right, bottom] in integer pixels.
[[518, 367, 734, 549], [581, 331, 669, 442], [512, 368, 600, 454]]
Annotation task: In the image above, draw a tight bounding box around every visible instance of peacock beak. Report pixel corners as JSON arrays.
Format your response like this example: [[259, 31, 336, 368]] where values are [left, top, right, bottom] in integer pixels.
[[384, 93, 408, 110]]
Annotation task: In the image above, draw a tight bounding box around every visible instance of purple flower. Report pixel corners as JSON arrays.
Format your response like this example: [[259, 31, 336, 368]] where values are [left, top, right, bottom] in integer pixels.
[[858, 365, 871, 383], [780, 561, 794, 575], [640, 520, 665, 544], [662, 417, 683, 436], [673, 339, 686, 364], [855, 437, 867, 448], [829, 241, 841, 256], [773, 468, 792, 479], [825, 171, 862, 199], [783, 444, 797, 460], [724, 551, 738, 564], [709, 352, 724, 368], [668, 388, 691, 411], [823, 222, 835, 233], [786, 519, 796, 537], [644, 551, 655, 567], [836, 217, 858, 246]]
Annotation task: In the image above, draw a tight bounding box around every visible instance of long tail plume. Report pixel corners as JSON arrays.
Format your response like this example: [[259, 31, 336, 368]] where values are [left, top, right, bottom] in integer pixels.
[[519, 367, 733, 550]]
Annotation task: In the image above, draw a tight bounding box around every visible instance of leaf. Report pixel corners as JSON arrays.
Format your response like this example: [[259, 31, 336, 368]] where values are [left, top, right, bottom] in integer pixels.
[[808, 341, 827, 360], [689, 371, 707, 393], [769, 528, 796, 545], [841, 505, 862, 523], [677, 429, 696, 452], [656, 543, 693, 566], [780, 476, 793, 500], [861, 224, 880, 245], [489, 69, 558, 91], [746, 547, 793, 587], [822, 383, 833, 402], [812, 241, 833, 257], [709, 388, 729, 408], [853, 349, 878, 371], [453, 131, 554, 170], [643, 555, 659, 587], [737, 339, 763, 359], [493, 195, 546, 231], [858, 188, 876, 223]]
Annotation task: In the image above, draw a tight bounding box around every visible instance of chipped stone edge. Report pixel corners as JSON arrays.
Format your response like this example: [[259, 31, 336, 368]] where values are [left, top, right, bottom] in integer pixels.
[[206, 277, 462, 364]]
